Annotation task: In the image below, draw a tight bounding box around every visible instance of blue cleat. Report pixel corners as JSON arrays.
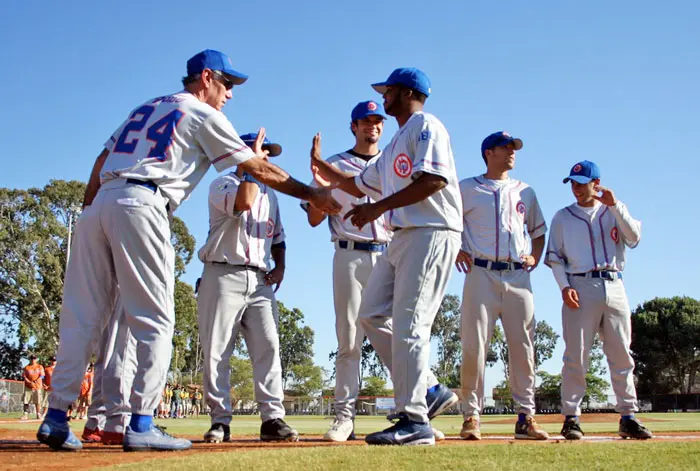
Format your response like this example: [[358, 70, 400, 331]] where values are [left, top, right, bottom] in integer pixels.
[[123, 425, 192, 452], [37, 418, 83, 451], [426, 384, 458, 420], [365, 413, 435, 446]]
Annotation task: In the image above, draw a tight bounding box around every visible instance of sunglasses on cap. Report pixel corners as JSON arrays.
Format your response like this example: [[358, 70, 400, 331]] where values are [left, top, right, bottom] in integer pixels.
[[211, 70, 234, 90]]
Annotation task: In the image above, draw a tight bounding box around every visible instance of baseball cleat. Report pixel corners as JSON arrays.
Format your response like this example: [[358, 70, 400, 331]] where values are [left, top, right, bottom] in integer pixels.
[[260, 418, 299, 442], [618, 417, 653, 439], [37, 417, 83, 451], [561, 417, 584, 440], [81, 427, 103, 443], [323, 418, 355, 442], [204, 423, 231, 443], [514, 415, 549, 440], [460, 416, 481, 440], [365, 413, 435, 446], [123, 425, 192, 451], [426, 384, 459, 420], [101, 431, 125, 445], [431, 426, 445, 441]]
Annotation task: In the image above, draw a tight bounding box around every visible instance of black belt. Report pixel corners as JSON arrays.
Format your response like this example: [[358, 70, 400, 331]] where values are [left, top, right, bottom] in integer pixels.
[[572, 270, 622, 281], [211, 261, 263, 273], [338, 240, 387, 252], [126, 179, 170, 212], [474, 258, 523, 271]]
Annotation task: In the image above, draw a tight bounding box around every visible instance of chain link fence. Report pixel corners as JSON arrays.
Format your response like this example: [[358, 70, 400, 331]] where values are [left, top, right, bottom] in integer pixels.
[[0, 379, 25, 414]]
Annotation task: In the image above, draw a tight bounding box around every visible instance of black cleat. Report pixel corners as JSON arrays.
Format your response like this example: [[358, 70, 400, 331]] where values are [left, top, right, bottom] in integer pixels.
[[561, 417, 584, 440], [203, 423, 230, 443], [260, 418, 299, 442], [619, 417, 653, 439]]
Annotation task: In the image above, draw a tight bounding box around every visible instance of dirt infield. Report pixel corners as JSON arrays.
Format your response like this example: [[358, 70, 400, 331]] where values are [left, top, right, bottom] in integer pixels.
[[2, 427, 700, 470]]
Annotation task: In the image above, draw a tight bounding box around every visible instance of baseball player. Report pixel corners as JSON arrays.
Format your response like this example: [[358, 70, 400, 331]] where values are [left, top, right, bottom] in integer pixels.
[[198, 132, 298, 443], [311, 68, 462, 446], [457, 132, 549, 441], [302, 101, 390, 442], [41, 357, 56, 418], [545, 160, 652, 440], [38, 49, 340, 452], [22, 355, 44, 420]]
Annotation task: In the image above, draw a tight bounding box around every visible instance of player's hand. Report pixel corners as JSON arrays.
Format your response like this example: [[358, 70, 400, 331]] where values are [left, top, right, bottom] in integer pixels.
[[521, 254, 538, 272], [455, 250, 473, 273], [593, 184, 617, 206], [562, 287, 580, 309], [252, 127, 270, 159], [310, 133, 333, 187], [344, 202, 383, 230], [265, 265, 285, 293], [309, 187, 342, 215]]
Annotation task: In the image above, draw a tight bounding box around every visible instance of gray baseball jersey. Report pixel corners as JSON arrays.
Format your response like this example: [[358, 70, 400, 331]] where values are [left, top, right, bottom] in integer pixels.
[[459, 176, 546, 419], [354, 111, 462, 423], [545, 200, 641, 416], [198, 175, 286, 424], [49, 91, 252, 417]]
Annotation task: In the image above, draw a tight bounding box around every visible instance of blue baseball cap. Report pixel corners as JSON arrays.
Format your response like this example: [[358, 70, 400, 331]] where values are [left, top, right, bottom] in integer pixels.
[[481, 131, 524, 157], [563, 160, 600, 184], [240, 132, 282, 157], [351, 101, 387, 121], [186, 49, 248, 85], [371, 67, 431, 97]]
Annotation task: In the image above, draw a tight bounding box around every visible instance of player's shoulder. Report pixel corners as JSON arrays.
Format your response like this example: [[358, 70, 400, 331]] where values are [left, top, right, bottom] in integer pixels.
[[459, 175, 482, 189], [210, 172, 239, 190], [412, 111, 446, 131], [552, 204, 575, 221]]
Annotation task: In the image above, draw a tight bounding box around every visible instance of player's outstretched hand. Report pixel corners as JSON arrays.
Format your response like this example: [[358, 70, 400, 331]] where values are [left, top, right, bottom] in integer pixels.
[[252, 127, 270, 158], [309, 187, 342, 215], [265, 266, 285, 293], [593, 184, 617, 206], [455, 250, 473, 273], [562, 287, 580, 309], [521, 254, 538, 272], [344, 202, 383, 230], [310, 133, 333, 187]]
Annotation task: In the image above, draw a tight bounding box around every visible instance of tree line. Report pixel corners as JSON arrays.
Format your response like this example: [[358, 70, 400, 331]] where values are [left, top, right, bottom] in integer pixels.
[[1, 180, 698, 402]]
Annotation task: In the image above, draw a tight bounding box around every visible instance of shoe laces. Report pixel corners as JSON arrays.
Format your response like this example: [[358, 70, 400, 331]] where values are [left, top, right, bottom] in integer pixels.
[[153, 425, 173, 437]]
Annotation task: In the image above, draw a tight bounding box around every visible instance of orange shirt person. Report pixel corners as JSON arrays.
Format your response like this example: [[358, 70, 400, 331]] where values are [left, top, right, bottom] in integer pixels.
[[22, 355, 44, 419]]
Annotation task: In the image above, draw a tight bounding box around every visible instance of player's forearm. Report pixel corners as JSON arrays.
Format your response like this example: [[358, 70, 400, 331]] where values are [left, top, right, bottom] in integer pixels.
[[375, 173, 446, 213], [531, 236, 546, 265], [306, 206, 326, 227], [240, 159, 314, 201], [82, 148, 110, 208], [233, 182, 259, 211], [550, 263, 570, 290], [314, 160, 365, 198], [271, 246, 286, 270]]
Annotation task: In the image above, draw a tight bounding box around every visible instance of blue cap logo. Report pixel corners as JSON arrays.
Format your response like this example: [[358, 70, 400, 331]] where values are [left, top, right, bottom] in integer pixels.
[[239, 132, 282, 157], [186, 49, 248, 86], [351, 101, 387, 121], [372, 68, 432, 97], [481, 131, 524, 157], [563, 160, 601, 184]]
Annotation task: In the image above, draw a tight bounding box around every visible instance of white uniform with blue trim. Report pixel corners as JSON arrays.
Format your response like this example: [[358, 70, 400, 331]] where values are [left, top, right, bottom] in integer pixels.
[[197, 173, 287, 425], [545, 200, 641, 416], [459, 176, 547, 419], [49, 91, 254, 417], [303, 151, 391, 422], [354, 111, 462, 423]]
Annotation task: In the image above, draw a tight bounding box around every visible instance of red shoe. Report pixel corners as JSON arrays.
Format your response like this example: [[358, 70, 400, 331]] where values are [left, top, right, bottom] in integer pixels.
[[82, 428, 103, 442], [101, 431, 124, 445]]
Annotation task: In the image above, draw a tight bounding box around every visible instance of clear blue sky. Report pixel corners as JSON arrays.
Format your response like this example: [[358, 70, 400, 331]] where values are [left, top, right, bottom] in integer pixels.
[[2, 1, 698, 397]]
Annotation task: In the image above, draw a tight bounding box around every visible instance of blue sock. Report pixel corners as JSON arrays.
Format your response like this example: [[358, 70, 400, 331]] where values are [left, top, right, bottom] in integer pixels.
[[130, 414, 153, 432], [622, 414, 634, 420], [427, 385, 439, 394], [518, 413, 527, 423], [46, 408, 68, 424]]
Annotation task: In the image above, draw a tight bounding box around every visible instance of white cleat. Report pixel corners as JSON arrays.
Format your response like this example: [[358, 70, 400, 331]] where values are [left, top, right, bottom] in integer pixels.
[[432, 426, 445, 441], [323, 418, 355, 442]]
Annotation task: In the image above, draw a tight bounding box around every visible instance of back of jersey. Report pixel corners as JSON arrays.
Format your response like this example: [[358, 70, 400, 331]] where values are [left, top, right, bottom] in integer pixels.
[[101, 91, 254, 211]]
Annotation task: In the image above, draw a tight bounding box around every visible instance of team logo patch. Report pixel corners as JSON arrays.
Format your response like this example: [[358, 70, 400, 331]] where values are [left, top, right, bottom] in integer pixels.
[[516, 201, 526, 218], [573, 164, 582, 173], [611, 227, 619, 243], [393, 153, 413, 178], [368, 101, 377, 111], [266, 218, 275, 238]]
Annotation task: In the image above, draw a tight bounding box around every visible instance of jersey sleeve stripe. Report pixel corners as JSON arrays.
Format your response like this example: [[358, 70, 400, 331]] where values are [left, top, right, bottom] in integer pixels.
[[212, 146, 250, 165]]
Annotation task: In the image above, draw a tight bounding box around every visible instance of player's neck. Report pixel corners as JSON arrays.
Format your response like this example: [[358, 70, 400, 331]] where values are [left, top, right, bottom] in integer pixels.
[[484, 169, 509, 180], [576, 199, 597, 208], [395, 103, 423, 127], [352, 142, 379, 158]]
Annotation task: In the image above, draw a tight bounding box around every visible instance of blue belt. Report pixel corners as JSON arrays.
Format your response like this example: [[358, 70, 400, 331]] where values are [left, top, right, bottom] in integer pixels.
[[338, 240, 387, 252], [572, 270, 622, 281], [474, 258, 523, 271]]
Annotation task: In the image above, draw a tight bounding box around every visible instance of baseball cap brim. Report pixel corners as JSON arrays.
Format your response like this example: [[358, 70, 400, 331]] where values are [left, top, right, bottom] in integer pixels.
[[221, 68, 248, 85], [563, 175, 594, 184], [510, 138, 524, 150], [263, 143, 282, 157], [371, 82, 389, 95]]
